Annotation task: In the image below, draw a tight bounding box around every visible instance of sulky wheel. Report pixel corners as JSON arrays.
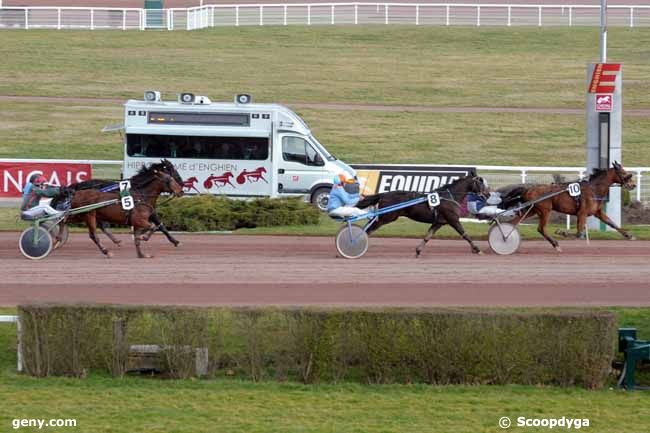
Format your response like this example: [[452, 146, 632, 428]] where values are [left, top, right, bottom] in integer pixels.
[[335, 224, 369, 259], [19, 226, 53, 260], [488, 222, 521, 255]]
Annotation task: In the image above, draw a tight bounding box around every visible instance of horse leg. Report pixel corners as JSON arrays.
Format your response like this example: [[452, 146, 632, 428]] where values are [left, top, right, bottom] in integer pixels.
[[575, 211, 588, 240], [53, 220, 65, 248], [594, 208, 636, 240], [537, 210, 562, 252], [132, 213, 155, 258], [133, 227, 153, 259], [98, 220, 122, 246], [415, 223, 442, 258], [447, 217, 482, 255], [85, 212, 112, 258], [140, 222, 158, 242], [150, 213, 180, 246]]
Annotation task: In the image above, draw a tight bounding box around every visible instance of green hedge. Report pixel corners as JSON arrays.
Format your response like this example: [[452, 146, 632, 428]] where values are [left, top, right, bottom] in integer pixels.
[[17, 305, 616, 388], [156, 196, 321, 231]]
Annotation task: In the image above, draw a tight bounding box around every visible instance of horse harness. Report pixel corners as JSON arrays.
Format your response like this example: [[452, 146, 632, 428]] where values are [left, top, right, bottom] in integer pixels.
[[429, 189, 462, 220]]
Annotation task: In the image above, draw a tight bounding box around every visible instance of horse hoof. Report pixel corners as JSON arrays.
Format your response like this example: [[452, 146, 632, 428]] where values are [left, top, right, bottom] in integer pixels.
[[173, 241, 181, 247], [555, 230, 569, 238], [475, 250, 484, 255], [554, 246, 563, 253], [105, 251, 113, 258], [628, 236, 637, 241]]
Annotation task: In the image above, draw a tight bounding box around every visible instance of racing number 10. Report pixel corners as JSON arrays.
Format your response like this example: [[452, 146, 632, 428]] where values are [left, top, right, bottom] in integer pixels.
[[567, 183, 581, 197]]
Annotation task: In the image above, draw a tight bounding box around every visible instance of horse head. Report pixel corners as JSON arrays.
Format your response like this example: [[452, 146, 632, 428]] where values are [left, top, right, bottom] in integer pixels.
[[472, 176, 489, 197], [612, 161, 636, 191], [159, 159, 184, 187], [154, 169, 184, 197]]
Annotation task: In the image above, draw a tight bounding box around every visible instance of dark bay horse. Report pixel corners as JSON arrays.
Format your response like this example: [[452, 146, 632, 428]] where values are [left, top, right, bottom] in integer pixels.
[[499, 161, 636, 252], [69, 164, 183, 258], [355, 176, 488, 257], [54, 160, 184, 247]]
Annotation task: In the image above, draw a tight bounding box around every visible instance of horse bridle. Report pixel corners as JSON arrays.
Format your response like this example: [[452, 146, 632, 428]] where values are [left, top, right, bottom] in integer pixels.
[[613, 166, 634, 190]]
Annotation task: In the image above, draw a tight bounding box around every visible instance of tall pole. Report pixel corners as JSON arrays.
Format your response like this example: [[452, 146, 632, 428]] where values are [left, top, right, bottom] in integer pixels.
[[600, 0, 607, 62]]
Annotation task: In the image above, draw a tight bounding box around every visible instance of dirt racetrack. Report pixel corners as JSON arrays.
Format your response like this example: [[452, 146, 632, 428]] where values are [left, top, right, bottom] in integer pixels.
[[1, 232, 649, 307]]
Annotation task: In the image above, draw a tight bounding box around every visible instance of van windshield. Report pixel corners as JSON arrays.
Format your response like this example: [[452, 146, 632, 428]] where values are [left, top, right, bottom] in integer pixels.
[[126, 134, 269, 160], [309, 135, 336, 161]]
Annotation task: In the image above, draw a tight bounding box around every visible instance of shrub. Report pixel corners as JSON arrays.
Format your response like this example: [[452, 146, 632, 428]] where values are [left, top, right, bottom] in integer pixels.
[[156, 196, 320, 231], [17, 305, 616, 388]]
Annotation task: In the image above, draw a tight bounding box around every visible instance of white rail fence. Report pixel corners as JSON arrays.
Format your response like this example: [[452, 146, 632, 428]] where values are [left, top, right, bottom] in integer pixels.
[[2, 159, 648, 202], [2, 4, 650, 30]]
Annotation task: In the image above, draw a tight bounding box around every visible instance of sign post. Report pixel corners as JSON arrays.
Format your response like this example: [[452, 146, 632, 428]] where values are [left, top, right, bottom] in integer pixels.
[[586, 0, 622, 230]]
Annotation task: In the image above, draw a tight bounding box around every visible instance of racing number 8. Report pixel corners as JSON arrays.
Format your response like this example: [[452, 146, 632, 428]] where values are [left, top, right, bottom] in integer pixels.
[[568, 183, 581, 197], [427, 192, 440, 208], [121, 196, 134, 210]]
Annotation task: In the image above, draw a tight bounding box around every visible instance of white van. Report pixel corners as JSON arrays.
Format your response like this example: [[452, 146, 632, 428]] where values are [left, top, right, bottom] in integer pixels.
[[122, 92, 355, 210]]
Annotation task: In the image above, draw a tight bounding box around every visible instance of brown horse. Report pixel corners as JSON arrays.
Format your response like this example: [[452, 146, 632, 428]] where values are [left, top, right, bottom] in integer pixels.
[[500, 161, 636, 252], [70, 164, 183, 258], [52, 160, 184, 248]]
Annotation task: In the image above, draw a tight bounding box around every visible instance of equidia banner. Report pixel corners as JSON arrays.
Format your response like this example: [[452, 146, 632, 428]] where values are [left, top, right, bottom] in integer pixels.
[[0, 162, 92, 197], [351, 164, 476, 196]]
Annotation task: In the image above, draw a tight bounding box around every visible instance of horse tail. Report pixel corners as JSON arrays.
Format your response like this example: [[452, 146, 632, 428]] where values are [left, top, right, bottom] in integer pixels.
[[356, 193, 384, 208]]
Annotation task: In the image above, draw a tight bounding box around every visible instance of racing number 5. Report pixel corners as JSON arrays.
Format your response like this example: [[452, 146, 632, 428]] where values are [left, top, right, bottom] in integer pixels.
[[121, 196, 134, 210]]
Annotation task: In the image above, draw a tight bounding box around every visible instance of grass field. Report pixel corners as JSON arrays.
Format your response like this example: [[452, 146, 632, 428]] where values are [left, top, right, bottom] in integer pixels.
[[1, 27, 650, 108], [1, 307, 650, 433], [1, 27, 650, 166], [2, 100, 650, 166]]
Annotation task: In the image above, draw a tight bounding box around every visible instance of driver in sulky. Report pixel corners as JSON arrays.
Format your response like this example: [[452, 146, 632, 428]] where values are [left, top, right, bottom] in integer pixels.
[[20, 174, 67, 220], [327, 174, 368, 218]]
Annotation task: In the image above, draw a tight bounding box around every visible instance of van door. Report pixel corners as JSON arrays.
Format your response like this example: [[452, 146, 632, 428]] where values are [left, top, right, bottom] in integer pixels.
[[277, 134, 326, 195]]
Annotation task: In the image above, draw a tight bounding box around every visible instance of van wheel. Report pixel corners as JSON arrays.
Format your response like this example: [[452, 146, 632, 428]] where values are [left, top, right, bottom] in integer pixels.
[[311, 187, 331, 212]]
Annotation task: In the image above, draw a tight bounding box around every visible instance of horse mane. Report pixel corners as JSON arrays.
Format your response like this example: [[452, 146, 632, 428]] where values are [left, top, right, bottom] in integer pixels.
[[587, 167, 608, 180], [131, 162, 164, 187]]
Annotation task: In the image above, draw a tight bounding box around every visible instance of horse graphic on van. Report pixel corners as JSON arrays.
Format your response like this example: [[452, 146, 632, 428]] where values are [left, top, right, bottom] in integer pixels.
[[182, 176, 201, 193], [236, 167, 268, 184], [203, 172, 236, 189]]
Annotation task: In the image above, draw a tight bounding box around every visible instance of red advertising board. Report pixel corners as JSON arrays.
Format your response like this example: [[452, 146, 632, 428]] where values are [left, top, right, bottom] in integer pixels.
[[0, 162, 92, 197]]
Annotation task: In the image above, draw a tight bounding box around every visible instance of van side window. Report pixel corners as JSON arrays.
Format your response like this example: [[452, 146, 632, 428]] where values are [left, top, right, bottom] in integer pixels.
[[126, 134, 268, 160], [282, 136, 322, 166]]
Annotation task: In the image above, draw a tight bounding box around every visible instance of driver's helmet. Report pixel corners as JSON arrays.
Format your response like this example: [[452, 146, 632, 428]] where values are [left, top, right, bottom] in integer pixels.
[[30, 174, 47, 187], [332, 174, 346, 186]]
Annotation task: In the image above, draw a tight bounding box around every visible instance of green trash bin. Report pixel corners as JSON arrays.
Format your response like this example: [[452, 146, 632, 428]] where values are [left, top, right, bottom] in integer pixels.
[[144, 0, 164, 29]]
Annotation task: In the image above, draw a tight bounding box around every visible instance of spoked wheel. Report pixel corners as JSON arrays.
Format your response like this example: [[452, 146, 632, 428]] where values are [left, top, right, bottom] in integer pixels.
[[19, 226, 53, 260], [335, 224, 369, 259], [488, 222, 521, 255]]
